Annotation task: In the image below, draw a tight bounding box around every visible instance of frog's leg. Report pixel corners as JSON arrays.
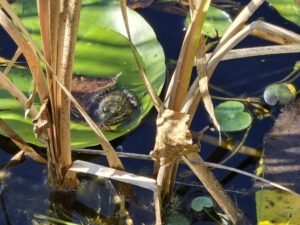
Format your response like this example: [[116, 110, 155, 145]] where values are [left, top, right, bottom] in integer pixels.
[[122, 89, 139, 108], [86, 93, 104, 113]]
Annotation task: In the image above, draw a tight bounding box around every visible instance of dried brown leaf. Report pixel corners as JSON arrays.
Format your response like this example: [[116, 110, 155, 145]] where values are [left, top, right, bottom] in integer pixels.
[[150, 109, 199, 165], [33, 99, 50, 145], [196, 36, 220, 134]]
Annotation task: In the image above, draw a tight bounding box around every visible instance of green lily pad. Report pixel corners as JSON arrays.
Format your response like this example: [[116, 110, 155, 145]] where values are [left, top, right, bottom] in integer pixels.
[[0, 0, 165, 147], [165, 213, 190, 225], [191, 196, 214, 212], [263, 83, 296, 106], [268, 0, 300, 26], [186, 6, 232, 38], [215, 101, 252, 132]]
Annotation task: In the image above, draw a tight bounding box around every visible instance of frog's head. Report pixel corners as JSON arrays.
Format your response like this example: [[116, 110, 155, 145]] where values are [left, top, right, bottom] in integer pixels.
[[97, 90, 134, 127]]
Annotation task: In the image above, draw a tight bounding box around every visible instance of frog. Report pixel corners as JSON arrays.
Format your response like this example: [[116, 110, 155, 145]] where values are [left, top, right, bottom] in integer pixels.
[[70, 74, 140, 130]]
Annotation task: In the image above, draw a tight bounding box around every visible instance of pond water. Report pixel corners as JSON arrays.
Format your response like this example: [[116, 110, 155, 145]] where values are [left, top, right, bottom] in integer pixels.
[[1, 1, 300, 224]]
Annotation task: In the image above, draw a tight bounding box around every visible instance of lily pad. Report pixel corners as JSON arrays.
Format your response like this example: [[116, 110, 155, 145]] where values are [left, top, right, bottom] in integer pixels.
[[0, 0, 165, 147], [191, 196, 214, 212], [215, 101, 252, 132], [268, 0, 300, 26], [186, 6, 232, 38], [263, 83, 296, 106], [256, 190, 300, 225], [165, 213, 190, 225]]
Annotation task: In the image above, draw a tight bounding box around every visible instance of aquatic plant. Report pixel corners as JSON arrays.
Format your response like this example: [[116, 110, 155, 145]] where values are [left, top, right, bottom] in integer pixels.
[[0, 0, 300, 224]]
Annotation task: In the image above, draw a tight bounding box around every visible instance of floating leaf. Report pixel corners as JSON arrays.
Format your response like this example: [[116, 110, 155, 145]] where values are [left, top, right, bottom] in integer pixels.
[[191, 196, 214, 212], [186, 6, 232, 38], [263, 83, 296, 106], [215, 101, 252, 132], [256, 190, 300, 225], [268, 0, 300, 26], [166, 213, 190, 225], [0, 0, 165, 148]]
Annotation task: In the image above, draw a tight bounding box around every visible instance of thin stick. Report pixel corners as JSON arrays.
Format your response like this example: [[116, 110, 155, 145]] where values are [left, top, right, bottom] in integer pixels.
[[120, 0, 163, 111], [198, 45, 300, 64]]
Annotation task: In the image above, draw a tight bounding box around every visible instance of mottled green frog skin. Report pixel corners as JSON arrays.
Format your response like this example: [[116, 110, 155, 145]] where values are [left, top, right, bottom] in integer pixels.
[[88, 89, 139, 128], [71, 75, 140, 130]]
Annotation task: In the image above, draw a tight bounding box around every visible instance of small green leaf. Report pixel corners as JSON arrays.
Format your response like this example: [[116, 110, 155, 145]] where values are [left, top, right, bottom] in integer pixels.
[[166, 213, 190, 225], [263, 83, 296, 106], [268, 0, 300, 26], [191, 196, 214, 212], [186, 6, 232, 38], [215, 101, 252, 132]]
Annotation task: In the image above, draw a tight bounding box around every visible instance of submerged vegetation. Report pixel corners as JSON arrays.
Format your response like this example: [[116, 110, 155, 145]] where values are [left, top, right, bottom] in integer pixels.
[[0, 0, 300, 224]]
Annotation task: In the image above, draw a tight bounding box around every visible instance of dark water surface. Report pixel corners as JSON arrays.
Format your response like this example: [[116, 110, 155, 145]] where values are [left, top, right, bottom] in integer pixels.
[[1, 0, 300, 224]]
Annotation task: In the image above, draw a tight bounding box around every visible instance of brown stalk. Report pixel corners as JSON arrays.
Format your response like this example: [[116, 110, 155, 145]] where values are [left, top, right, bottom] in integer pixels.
[[165, 0, 211, 111], [177, 3, 300, 224], [210, 0, 264, 57], [58, 0, 82, 184], [185, 23, 300, 117], [202, 134, 261, 158], [182, 155, 252, 225], [195, 45, 300, 64], [208, 21, 300, 75], [157, 0, 212, 197], [3, 47, 21, 75]]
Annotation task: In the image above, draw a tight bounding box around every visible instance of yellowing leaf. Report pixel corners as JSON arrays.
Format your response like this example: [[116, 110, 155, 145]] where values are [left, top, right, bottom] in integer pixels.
[[256, 189, 300, 225]]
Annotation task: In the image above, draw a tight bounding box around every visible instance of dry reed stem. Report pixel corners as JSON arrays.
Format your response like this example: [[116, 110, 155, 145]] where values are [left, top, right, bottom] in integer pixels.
[[57, 0, 82, 179], [1, 150, 24, 170], [165, 0, 211, 111], [202, 134, 261, 157], [158, 1, 214, 197], [250, 27, 299, 45], [0, 117, 46, 163], [195, 35, 220, 132], [36, 0, 59, 163], [178, 4, 300, 223], [208, 21, 300, 76], [154, 187, 162, 225], [120, 0, 163, 111], [199, 45, 300, 63], [154, 1, 250, 223], [182, 155, 252, 225], [48, 0, 60, 159], [158, 0, 212, 197], [184, 22, 300, 115], [3, 47, 21, 75], [210, 0, 264, 57], [49, 0, 60, 112]]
